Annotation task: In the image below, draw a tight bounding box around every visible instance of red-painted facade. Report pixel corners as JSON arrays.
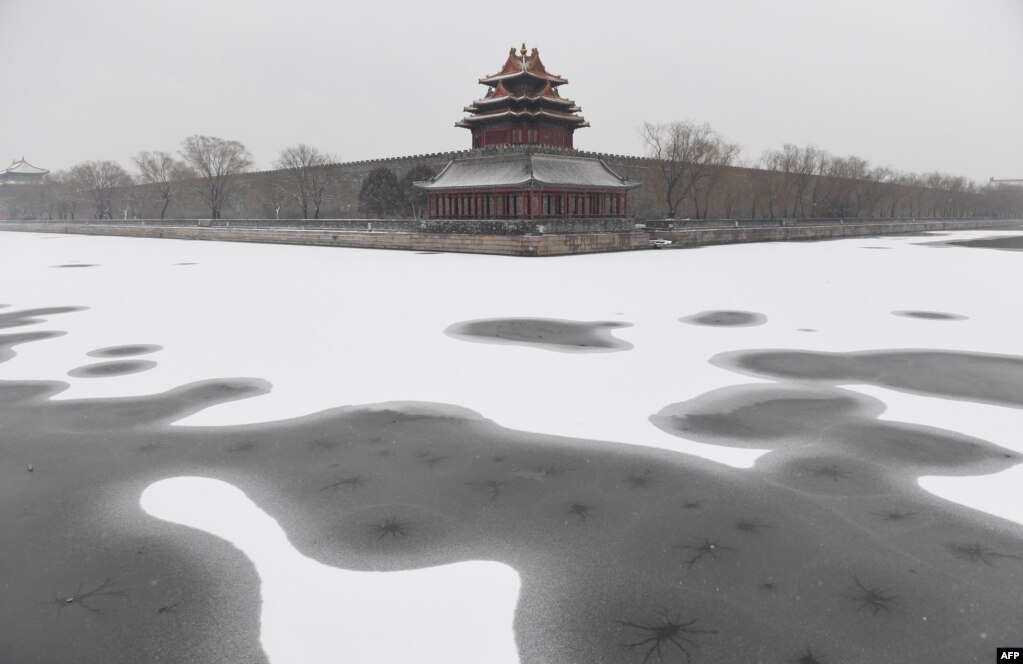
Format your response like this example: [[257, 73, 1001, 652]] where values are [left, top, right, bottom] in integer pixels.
[[417, 45, 638, 221], [457, 45, 588, 149], [427, 189, 628, 220]]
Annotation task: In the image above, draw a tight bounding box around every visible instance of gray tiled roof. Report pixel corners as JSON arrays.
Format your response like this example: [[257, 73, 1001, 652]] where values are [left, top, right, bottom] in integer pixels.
[[2, 158, 48, 175], [415, 152, 640, 191]]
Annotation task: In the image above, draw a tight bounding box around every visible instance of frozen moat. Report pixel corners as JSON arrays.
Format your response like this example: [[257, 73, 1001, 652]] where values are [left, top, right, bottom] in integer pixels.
[[1, 228, 1021, 663]]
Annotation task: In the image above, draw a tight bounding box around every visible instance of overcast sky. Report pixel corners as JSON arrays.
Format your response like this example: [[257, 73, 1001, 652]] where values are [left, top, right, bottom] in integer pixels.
[[1, 0, 1020, 182]]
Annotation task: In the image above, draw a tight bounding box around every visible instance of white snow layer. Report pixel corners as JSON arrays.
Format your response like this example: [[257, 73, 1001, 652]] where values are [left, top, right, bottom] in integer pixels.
[[2, 229, 1021, 511], [141, 476, 520, 664]]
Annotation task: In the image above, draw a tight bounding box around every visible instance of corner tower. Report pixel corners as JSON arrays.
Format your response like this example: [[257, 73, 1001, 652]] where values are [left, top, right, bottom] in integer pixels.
[[458, 45, 589, 149], [415, 45, 639, 227]]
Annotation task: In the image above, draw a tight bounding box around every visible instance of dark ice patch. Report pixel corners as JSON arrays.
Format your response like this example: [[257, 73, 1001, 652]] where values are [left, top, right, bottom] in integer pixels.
[[652, 382, 1019, 478], [445, 317, 633, 352], [174, 262, 198, 266], [0, 306, 86, 330], [2, 318, 1022, 664], [68, 360, 157, 378], [829, 421, 1018, 474], [51, 264, 98, 268], [680, 310, 767, 327], [892, 310, 968, 321], [651, 384, 878, 447], [0, 331, 66, 365], [88, 344, 163, 358], [714, 348, 1023, 408], [766, 453, 890, 496], [225, 440, 260, 454], [0, 379, 67, 406], [945, 235, 1023, 252], [53, 378, 272, 431]]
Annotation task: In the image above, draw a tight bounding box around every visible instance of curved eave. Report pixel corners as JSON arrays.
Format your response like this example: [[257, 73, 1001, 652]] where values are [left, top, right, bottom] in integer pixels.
[[469, 97, 575, 111], [463, 103, 582, 115], [456, 109, 589, 127], [479, 70, 568, 86], [414, 154, 640, 192], [2, 160, 49, 175], [415, 179, 639, 192]]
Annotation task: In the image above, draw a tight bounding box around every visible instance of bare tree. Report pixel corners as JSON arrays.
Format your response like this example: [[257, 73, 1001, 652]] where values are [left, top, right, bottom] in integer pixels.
[[179, 135, 252, 219], [692, 139, 740, 218], [759, 149, 795, 218], [791, 146, 825, 217], [885, 173, 910, 217], [55, 171, 81, 220], [982, 181, 1023, 218], [132, 151, 195, 219], [639, 121, 727, 219], [719, 160, 754, 219], [757, 144, 825, 218], [67, 160, 132, 219], [260, 177, 286, 220], [272, 144, 335, 219]]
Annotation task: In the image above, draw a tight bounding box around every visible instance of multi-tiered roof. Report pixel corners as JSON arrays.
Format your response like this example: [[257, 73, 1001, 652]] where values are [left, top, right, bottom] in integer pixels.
[[458, 45, 589, 149], [0, 157, 49, 185], [415, 45, 639, 224]]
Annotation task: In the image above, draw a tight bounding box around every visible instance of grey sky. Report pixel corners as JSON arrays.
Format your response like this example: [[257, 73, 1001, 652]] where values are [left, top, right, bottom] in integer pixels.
[[1, 0, 1020, 182]]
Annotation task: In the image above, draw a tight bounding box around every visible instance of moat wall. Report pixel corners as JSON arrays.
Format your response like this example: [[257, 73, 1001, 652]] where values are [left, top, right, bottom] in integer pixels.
[[0, 221, 648, 256], [647, 218, 1022, 247], [1, 218, 1018, 256]]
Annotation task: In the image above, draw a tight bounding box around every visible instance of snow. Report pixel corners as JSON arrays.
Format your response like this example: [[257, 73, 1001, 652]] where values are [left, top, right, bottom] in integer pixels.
[[2, 229, 1022, 504], [141, 476, 520, 664], [5, 227, 1023, 662]]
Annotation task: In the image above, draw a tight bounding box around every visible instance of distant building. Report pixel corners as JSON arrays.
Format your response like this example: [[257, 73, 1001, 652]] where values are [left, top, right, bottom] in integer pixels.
[[0, 158, 50, 220], [0, 157, 49, 185], [416, 45, 639, 224]]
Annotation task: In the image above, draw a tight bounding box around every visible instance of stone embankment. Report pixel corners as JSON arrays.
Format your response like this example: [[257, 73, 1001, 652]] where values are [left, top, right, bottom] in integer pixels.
[[0, 220, 647, 256], [0, 218, 1018, 256], [646, 218, 1022, 248]]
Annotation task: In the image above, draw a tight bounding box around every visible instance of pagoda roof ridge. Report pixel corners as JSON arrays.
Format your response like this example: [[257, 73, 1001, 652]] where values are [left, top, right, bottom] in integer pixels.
[[2, 157, 49, 175], [479, 45, 568, 86]]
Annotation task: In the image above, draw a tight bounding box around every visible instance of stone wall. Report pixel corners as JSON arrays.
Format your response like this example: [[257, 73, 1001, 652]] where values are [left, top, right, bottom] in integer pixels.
[[8, 146, 1021, 222], [648, 218, 1023, 247], [240, 147, 657, 221], [25, 216, 634, 234], [2, 217, 1018, 256], [0, 221, 648, 256]]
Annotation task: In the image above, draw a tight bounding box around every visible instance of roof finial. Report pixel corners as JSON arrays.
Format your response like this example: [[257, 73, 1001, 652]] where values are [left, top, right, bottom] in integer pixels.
[[520, 43, 527, 58]]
